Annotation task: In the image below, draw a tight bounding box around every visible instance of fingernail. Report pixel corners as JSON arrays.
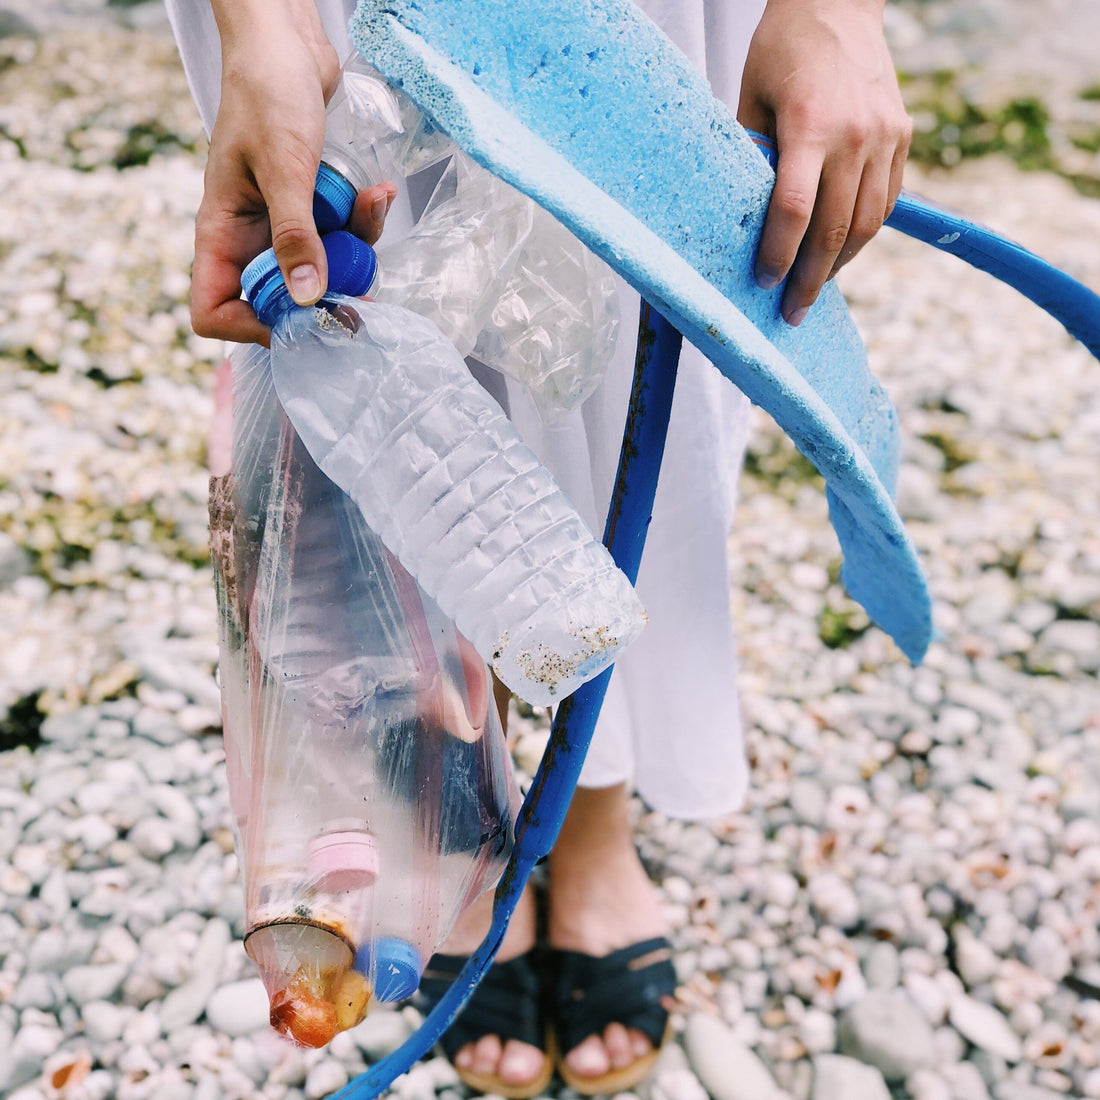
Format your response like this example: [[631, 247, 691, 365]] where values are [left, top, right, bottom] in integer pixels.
[[288, 264, 321, 305], [372, 194, 388, 222], [755, 269, 780, 291], [785, 306, 809, 328]]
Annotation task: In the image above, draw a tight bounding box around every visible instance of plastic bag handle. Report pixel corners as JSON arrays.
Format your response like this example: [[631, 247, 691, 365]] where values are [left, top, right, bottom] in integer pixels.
[[331, 301, 684, 1100]]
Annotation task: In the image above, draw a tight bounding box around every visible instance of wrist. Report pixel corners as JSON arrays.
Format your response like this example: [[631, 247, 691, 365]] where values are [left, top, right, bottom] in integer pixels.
[[212, 0, 332, 63], [763, 0, 886, 17]]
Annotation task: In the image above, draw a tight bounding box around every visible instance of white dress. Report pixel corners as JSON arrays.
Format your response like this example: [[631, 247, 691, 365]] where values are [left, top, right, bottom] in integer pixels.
[[166, 0, 764, 820]]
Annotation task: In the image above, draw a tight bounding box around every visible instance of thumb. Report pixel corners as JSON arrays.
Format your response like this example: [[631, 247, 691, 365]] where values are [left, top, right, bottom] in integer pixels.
[[267, 180, 327, 306]]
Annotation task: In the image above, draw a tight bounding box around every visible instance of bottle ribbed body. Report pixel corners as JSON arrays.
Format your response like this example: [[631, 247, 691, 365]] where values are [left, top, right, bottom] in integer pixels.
[[271, 296, 646, 705]]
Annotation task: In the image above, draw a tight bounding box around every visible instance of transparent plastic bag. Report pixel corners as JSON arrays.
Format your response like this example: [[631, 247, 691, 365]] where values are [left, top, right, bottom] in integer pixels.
[[209, 341, 519, 1047]]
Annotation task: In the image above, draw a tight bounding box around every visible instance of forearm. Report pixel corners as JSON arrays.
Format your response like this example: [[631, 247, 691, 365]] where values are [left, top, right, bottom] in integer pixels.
[[210, 0, 328, 46], [209, 0, 336, 90]]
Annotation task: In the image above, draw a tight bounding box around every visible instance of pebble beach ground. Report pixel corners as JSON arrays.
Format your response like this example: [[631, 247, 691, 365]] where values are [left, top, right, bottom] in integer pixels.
[[2, 3, 1100, 1100]]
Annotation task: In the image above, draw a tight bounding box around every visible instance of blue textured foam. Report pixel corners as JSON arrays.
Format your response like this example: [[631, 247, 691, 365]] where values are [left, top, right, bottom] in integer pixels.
[[350, 0, 932, 661]]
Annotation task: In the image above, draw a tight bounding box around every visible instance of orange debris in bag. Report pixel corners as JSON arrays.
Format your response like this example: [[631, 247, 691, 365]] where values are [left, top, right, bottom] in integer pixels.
[[270, 981, 340, 1048], [248, 921, 371, 1046]]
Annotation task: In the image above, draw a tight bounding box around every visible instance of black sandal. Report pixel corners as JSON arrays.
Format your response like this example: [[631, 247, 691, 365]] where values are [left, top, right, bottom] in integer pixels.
[[417, 951, 554, 1099], [548, 936, 677, 1096]]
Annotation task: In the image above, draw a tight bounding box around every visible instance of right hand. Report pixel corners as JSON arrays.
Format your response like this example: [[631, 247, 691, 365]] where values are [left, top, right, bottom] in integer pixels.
[[193, 0, 396, 345]]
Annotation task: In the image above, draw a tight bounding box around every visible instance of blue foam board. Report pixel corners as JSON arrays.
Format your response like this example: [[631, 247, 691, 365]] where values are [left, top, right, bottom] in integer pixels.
[[350, 0, 932, 661]]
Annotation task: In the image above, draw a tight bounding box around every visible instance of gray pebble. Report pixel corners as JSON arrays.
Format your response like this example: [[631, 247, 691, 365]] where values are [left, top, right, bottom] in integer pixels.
[[837, 990, 937, 1082], [158, 918, 229, 1032], [811, 1054, 891, 1100]]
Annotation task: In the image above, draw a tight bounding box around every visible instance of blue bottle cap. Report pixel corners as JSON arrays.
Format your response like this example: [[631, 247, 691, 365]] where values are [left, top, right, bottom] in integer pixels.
[[314, 162, 357, 232], [354, 937, 423, 1003], [240, 232, 377, 328], [323, 230, 379, 298], [240, 248, 289, 328]]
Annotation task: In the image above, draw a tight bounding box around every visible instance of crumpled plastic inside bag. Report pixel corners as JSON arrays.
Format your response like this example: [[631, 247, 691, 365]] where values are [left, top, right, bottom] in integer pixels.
[[340, 56, 621, 422]]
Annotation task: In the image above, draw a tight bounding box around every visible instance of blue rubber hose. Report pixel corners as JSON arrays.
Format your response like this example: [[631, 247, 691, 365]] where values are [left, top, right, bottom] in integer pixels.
[[886, 193, 1100, 362], [747, 130, 1100, 363], [332, 302, 684, 1100]]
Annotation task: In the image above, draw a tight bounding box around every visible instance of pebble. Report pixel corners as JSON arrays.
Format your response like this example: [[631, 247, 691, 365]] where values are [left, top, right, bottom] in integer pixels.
[[81, 999, 133, 1042], [863, 942, 901, 991], [158, 919, 230, 1032], [942, 1062, 994, 1100], [203, 979, 269, 1037], [61, 964, 129, 1007], [949, 996, 1024, 1063], [811, 1054, 891, 1100], [684, 1013, 785, 1100], [303, 1056, 345, 1100], [837, 990, 938, 1082], [348, 1008, 416, 1061]]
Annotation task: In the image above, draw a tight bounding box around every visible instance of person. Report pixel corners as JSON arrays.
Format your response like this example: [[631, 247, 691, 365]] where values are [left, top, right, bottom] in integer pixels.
[[166, 0, 911, 1094]]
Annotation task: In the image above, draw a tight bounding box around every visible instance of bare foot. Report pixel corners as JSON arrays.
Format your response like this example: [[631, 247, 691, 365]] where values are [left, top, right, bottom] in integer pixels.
[[435, 885, 547, 1089], [547, 784, 670, 1082]]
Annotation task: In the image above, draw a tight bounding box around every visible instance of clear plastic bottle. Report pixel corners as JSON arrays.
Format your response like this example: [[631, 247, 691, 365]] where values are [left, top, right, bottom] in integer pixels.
[[241, 233, 647, 706]]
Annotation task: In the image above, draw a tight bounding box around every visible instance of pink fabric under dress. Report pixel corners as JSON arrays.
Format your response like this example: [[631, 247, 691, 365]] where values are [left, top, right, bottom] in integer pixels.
[[166, 0, 763, 820]]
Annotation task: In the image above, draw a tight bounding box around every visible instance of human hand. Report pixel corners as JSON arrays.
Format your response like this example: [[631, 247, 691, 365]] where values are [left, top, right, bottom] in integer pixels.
[[738, 0, 912, 326], [192, 0, 397, 345]]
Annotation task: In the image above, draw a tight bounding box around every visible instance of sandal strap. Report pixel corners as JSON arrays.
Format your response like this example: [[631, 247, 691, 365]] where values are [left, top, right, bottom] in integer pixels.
[[417, 951, 546, 1060], [550, 936, 677, 1052]]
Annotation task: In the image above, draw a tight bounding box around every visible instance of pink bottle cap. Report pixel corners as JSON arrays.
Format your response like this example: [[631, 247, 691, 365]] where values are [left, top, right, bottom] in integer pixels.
[[307, 831, 379, 893]]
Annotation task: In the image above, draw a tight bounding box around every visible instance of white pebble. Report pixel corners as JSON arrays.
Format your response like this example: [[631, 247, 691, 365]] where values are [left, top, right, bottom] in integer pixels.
[[304, 1060, 348, 1100]]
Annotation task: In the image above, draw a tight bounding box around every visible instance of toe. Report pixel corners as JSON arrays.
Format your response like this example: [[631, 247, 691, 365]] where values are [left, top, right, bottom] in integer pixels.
[[603, 1022, 639, 1069], [498, 1039, 547, 1087], [453, 1043, 475, 1070], [630, 1027, 653, 1060], [469, 1033, 503, 1078], [564, 1034, 612, 1079]]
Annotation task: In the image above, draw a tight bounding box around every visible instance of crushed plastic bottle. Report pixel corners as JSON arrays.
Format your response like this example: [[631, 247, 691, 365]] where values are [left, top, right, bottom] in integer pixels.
[[241, 233, 647, 706], [471, 202, 621, 422]]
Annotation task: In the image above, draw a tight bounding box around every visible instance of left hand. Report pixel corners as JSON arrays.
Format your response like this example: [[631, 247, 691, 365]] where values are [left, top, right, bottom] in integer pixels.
[[738, 0, 912, 326]]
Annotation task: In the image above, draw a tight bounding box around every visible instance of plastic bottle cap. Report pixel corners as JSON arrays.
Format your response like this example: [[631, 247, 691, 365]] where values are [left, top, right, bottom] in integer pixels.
[[240, 232, 378, 327], [354, 937, 423, 1003], [306, 831, 379, 893], [240, 249, 288, 328], [323, 230, 379, 298], [313, 163, 357, 233]]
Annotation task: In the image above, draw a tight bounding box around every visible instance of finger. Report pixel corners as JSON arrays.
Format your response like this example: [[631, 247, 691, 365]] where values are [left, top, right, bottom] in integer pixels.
[[265, 159, 328, 306], [885, 124, 910, 219], [192, 294, 271, 347], [190, 229, 270, 344], [348, 182, 398, 246], [754, 140, 824, 292], [780, 152, 863, 326], [827, 158, 890, 280]]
